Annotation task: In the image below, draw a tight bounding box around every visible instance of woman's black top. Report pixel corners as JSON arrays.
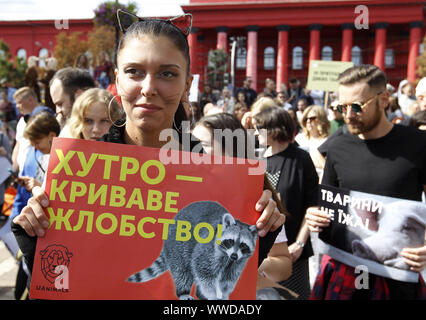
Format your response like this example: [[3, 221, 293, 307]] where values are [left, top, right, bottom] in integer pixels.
[[266, 143, 319, 260]]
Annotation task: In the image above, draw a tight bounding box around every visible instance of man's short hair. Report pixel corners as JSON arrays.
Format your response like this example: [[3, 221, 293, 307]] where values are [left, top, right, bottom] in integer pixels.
[[13, 86, 37, 101], [50, 67, 96, 104], [338, 64, 387, 92]]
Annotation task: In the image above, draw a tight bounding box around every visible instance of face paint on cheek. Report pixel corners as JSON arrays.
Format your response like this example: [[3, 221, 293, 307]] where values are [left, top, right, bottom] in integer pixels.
[[164, 92, 184, 105], [117, 77, 139, 103]]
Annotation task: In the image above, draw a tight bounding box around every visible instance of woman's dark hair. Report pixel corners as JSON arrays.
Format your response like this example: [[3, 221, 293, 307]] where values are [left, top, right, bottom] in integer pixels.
[[253, 106, 295, 143], [408, 110, 426, 128], [116, 18, 191, 135], [23, 111, 60, 141], [117, 18, 190, 75], [196, 113, 249, 159], [388, 96, 401, 112], [195, 112, 288, 217]]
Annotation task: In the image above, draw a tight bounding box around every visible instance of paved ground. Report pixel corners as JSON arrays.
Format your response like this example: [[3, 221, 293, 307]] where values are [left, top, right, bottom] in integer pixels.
[[0, 240, 18, 300]]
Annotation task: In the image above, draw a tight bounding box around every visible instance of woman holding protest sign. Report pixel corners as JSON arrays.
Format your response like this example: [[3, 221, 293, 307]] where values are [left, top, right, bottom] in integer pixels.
[[192, 113, 293, 289], [11, 10, 285, 287]]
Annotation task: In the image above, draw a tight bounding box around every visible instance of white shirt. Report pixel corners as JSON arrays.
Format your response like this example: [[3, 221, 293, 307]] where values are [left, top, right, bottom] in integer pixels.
[[274, 226, 288, 243], [15, 117, 31, 173]]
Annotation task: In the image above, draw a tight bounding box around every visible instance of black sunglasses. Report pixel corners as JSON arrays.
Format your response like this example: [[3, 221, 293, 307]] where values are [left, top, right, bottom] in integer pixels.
[[336, 92, 382, 115]]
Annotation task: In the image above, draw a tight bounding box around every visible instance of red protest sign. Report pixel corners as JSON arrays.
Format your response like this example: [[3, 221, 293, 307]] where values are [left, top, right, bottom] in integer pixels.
[[30, 138, 263, 300]]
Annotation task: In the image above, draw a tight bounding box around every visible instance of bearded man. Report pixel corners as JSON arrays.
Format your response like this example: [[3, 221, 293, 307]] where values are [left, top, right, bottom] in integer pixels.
[[305, 65, 426, 300]]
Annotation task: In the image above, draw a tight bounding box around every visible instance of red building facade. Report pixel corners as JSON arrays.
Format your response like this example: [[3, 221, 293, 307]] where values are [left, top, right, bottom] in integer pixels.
[[0, 0, 424, 92], [182, 0, 425, 91], [0, 19, 92, 64]]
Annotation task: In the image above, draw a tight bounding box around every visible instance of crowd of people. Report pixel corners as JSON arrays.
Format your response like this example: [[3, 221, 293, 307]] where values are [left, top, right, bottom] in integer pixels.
[[0, 12, 425, 301]]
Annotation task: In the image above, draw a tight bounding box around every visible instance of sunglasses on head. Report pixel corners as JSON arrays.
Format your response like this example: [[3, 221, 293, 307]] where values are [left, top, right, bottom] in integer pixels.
[[336, 91, 382, 115]]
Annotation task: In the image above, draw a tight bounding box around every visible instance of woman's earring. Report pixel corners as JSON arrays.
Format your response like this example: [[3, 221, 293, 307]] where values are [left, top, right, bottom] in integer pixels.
[[108, 95, 126, 128]]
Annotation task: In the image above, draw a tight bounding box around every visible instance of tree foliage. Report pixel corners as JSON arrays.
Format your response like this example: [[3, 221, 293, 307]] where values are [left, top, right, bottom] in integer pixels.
[[207, 49, 229, 90], [54, 32, 88, 69], [94, 1, 138, 28], [0, 39, 27, 88], [87, 26, 116, 65]]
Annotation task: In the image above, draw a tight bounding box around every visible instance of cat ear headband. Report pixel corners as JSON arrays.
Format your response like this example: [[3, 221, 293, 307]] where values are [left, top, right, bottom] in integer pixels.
[[116, 9, 193, 37]]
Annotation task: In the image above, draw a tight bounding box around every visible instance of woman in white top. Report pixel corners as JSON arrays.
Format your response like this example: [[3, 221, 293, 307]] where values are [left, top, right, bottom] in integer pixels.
[[295, 105, 330, 181]]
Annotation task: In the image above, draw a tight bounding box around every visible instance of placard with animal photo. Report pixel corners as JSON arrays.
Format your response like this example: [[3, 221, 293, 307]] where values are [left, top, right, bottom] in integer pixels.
[[318, 184, 426, 283], [29, 137, 264, 299]]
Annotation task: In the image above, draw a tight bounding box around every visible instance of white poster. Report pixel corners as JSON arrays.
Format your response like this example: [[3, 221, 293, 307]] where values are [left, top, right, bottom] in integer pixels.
[[318, 184, 426, 283]]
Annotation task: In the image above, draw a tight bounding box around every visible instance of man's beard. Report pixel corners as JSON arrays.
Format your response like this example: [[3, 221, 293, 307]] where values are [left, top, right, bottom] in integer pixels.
[[344, 100, 382, 135]]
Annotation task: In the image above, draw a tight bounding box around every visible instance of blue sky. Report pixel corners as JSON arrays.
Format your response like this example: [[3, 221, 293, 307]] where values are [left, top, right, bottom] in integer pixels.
[[0, 0, 189, 20]]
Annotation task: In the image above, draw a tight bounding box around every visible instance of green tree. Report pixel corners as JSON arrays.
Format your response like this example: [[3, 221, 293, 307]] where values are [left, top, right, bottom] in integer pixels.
[[93, 1, 138, 62], [87, 25, 116, 65], [53, 32, 88, 69], [0, 40, 27, 88], [207, 49, 229, 90], [93, 1, 138, 28]]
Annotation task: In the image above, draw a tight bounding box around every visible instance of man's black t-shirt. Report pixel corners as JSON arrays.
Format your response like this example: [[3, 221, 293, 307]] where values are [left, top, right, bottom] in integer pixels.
[[321, 124, 426, 299], [322, 124, 426, 201]]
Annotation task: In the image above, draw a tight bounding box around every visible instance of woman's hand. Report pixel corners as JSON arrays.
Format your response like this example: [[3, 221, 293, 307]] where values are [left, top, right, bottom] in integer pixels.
[[288, 242, 303, 263], [401, 245, 426, 273], [12, 186, 50, 237], [19, 176, 42, 193], [255, 189, 285, 237], [305, 206, 330, 232]]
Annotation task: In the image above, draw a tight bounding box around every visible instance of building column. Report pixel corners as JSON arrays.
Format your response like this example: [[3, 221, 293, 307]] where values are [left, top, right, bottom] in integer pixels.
[[341, 23, 353, 62], [374, 22, 389, 71], [276, 25, 290, 92], [188, 27, 199, 76], [407, 21, 424, 83], [216, 26, 228, 52], [246, 25, 259, 91], [309, 24, 322, 62]]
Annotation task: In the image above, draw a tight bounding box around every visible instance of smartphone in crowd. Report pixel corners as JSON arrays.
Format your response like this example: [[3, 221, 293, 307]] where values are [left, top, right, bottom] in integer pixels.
[[8, 168, 26, 188]]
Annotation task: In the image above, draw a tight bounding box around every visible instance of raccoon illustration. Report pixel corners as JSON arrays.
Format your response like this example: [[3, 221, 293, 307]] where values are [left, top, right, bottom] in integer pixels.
[[127, 201, 258, 300]]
